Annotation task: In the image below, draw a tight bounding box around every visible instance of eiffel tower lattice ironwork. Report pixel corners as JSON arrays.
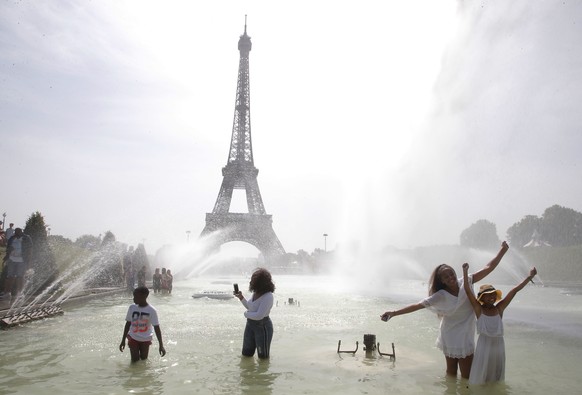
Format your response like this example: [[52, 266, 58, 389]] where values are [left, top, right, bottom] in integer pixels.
[[200, 21, 285, 260]]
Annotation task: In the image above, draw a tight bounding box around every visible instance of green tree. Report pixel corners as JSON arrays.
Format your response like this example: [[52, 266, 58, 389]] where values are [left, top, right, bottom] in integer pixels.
[[24, 211, 59, 294], [75, 234, 101, 251], [460, 219, 500, 249], [506, 215, 541, 248], [296, 249, 310, 261], [48, 235, 89, 283], [540, 205, 582, 247], [48, 234, 73, 248], [87, 231, 123, 287], [101, 231, 116, 246], [133, 243, 150, 273]]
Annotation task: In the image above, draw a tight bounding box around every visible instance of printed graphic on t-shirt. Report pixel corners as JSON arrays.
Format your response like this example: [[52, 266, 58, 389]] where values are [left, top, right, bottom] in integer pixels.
[[131, 311, 151, 333]]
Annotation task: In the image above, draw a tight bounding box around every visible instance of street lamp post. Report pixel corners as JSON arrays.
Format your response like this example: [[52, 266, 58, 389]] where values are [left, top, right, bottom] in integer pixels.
[[186, 230, 191, 242], [323, 233, 328, 252]]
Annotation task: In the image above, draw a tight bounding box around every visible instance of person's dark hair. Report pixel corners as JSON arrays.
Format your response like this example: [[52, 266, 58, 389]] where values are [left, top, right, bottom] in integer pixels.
[[249, 268, 275, 295], [134, 286, 150, 297], [428, 264, 454, 295]]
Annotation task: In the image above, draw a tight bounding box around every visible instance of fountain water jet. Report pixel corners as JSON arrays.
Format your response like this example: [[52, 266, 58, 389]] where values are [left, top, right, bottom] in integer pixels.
[[1, 244, 127, 328], [159, 229, 263, 279]]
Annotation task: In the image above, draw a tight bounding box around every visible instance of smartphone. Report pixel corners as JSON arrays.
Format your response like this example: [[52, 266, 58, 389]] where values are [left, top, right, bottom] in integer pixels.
[[233, 283, 239, 293]]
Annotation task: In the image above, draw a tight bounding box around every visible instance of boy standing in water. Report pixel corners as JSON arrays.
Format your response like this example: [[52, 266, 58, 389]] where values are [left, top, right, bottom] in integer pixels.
[[119, 286, 166, 362]]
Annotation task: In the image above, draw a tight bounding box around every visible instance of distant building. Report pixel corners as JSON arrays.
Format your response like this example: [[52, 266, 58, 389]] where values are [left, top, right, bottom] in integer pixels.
[[523, 229, 551, 247]]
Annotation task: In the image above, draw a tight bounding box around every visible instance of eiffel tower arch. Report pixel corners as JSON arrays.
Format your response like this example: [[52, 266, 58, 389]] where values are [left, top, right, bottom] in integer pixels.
[[200, 20, 285, 261]]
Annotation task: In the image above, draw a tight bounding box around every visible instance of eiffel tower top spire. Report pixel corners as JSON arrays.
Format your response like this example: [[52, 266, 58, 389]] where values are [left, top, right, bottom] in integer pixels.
[[228, 16, 253, 165], [239, 15, 251, 53]]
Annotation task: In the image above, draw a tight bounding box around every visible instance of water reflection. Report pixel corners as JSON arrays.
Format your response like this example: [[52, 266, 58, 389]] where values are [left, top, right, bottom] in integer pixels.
[[436, 375, 469, 395], [119, 361, 165, 395], [434, 374, 514, 395], [238, 357, 276, 395]]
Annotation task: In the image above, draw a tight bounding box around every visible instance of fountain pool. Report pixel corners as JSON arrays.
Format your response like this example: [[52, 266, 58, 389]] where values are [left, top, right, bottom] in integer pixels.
[[0, 275, 580, 394]]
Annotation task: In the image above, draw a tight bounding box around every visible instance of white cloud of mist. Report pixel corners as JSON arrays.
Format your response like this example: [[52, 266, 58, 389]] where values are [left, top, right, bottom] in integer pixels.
[[1, 1, 581, 258], [335, 0, 582, 252]]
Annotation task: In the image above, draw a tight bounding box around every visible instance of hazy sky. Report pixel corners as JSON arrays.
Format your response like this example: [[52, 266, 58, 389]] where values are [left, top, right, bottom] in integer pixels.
[[1, 1, 581, 256]]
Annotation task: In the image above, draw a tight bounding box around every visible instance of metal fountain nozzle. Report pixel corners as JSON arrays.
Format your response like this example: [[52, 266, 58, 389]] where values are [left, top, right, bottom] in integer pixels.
[[363, 334, 376, 352], [337, 333, 396, 361]]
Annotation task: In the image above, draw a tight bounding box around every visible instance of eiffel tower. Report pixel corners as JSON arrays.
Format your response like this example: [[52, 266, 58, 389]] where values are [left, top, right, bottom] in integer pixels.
[[200, 21, 285, 260]]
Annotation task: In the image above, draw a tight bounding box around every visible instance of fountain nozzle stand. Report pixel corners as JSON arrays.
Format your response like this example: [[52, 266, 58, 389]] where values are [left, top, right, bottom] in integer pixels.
[[337, 339, 359, 354], [337, 334, 395, 361], [363, 333, 376, 353], [377, 341, 396, 360]]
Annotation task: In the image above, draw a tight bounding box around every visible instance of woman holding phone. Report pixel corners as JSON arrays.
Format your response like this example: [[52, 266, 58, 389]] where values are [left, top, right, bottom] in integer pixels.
[[234, 268, 275, 359]]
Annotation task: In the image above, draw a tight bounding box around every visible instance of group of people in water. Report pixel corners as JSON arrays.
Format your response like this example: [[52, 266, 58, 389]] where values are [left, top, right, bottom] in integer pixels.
[[151, 267, 173, 294], [381, 241, 537, 385], [119, 242, 536, 387]]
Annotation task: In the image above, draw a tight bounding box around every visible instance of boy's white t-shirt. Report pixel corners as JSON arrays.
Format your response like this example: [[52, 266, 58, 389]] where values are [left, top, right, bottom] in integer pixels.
[[125, 304, 160, 342]]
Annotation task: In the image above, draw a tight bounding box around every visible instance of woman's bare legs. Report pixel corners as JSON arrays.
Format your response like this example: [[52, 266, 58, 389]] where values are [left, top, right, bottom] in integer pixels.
[[445, 354, 473, 379], [458, 354, 473, 379], [445, 356, 458, 376]]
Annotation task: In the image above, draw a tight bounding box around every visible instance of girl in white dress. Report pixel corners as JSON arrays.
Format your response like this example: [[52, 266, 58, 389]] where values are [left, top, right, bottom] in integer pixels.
[[381, 242, 509, 379], [462, 263, 537, 385]]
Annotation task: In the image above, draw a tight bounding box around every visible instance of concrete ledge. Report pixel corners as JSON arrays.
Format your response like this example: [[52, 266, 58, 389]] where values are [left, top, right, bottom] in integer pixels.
[[0, 287, 126, 329]]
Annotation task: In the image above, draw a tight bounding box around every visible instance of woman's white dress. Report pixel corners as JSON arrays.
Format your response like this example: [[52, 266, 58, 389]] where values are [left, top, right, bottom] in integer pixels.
[[421, 276, 476, 358], [469, 313, 505, 385]]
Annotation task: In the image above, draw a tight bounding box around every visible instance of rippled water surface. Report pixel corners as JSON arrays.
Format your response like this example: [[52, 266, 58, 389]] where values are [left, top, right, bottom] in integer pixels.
[[1, 275, 581, 394]]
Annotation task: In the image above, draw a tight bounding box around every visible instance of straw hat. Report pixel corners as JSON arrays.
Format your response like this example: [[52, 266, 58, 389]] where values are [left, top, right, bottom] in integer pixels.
[[477, 284, 502, 304]]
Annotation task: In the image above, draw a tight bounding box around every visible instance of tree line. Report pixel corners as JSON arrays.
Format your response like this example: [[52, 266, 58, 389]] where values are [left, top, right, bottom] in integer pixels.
[[1, 211, 149, 297], [460, 204, 582, 249]]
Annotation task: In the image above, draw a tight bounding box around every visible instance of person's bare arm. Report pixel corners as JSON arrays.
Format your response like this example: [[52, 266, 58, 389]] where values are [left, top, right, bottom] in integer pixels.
[[473, 241, 509, 283], [497, 267, 537, 316], [154, 325, 166, 357], [119, 321, 130, 352], [462, 263, 482, 317], [381, 302, 425, 321]]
